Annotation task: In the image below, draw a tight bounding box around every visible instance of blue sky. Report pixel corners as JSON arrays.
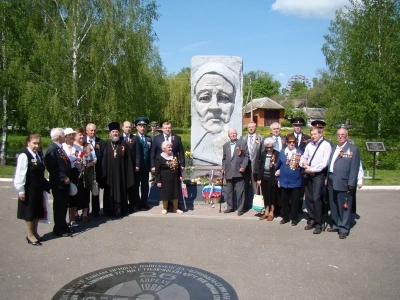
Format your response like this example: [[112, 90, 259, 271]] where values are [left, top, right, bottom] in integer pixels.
[[152, 0, 349, 89]]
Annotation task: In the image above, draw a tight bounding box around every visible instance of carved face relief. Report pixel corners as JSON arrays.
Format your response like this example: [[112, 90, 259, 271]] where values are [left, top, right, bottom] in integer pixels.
[[195, 74, 234, 134]]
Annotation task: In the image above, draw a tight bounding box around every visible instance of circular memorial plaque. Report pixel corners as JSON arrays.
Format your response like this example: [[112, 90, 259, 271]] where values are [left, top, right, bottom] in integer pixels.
[[52, 262, 238, 300]]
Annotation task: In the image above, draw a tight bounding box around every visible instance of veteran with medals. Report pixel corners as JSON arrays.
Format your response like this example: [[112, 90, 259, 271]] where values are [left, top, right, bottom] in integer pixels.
[[102, 122, 135, 217], [274, 134, 304, 226]]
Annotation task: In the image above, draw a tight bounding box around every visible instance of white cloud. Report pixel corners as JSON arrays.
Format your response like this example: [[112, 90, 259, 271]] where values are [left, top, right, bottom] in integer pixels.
[[278, 72, 285, 77], [271, 0, 349, 19], [179, 41, 210, 52]]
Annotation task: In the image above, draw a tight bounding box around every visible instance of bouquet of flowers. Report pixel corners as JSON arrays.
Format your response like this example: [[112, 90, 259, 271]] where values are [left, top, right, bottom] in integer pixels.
[[201, 170, 222, 206]]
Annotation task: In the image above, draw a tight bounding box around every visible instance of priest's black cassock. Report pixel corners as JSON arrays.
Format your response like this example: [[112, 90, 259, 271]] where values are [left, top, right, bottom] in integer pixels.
[[102, 140, 135, 217]]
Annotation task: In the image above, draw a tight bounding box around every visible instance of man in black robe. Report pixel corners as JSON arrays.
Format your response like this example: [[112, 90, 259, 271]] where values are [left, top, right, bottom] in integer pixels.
[[102, 122, 135, 217]]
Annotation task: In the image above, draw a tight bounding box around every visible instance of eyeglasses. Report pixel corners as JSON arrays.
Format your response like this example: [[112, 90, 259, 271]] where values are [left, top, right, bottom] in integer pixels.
[[287, 141, 296, 144], [266, 146, 273, 148]]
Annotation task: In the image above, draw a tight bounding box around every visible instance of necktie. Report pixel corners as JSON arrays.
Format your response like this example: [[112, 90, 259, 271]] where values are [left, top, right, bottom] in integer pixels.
[[89, 139, 93, 146], [125, 135, 129, 142], [141, 135, 145, 145], [36, 153, 41, 162], [165, 135, 169, 141], [249, 135, 254, 153], [274, 137, 279, 151]]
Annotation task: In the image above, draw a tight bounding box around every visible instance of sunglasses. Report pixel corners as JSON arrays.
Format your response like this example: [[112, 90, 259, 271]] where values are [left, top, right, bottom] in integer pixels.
[[287, 141, 296, 144], [266, 146, 273, 148]]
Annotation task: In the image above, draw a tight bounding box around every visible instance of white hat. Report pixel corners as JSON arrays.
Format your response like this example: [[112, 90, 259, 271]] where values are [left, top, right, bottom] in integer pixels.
[[69, 183, 78, 196], [64, 128, 76, 135]]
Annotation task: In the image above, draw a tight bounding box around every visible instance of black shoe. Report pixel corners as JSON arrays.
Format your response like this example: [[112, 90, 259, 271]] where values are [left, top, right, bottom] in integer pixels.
[[237, 211, 244, 216], [339, 233, 347, 239], [327, 228, 339, 233], [304, 223, 314, 230], [223, 209, 233, 214], [140, 205, 150, 210], [291, 220, 298, 226], [53, 232, 70, 237], [313, 227, 322, 234], [280, 219, 289, 225], [37, 236, 46, 242], [26, 236, 42, 246]]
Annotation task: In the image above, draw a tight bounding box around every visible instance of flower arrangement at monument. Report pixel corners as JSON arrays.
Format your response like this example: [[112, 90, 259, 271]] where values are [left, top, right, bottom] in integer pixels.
[[201, 170, 223, 205], [184, 151, 195, 179]]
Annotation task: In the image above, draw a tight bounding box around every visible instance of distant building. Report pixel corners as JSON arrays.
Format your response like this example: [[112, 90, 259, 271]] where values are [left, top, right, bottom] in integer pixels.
[[302, 107, 325, 126], [243, 97, 285, 126]]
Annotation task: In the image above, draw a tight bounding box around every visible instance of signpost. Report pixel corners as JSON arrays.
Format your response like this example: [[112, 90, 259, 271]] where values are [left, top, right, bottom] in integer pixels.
[[365, 142, 386, 179]]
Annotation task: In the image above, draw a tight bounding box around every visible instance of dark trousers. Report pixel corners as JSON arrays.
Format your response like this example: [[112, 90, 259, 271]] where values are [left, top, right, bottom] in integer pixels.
[[226, 177, 246, 212], [52, 187, 70, 234], [91, 194, 100, 215], [260, 178, 276, 207], [328, 178, 353, 233], [244, 168, 256, 209], [280, 187, 301, 222], [134, 169, 150, 208], [304, 173, 325, 228]]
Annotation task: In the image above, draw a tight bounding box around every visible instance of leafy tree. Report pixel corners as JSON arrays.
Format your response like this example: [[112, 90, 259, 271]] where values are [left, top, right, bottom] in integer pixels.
[[322, 0, 400, 137], [243, 70, 281, 105], [288, 81, 308, 99]]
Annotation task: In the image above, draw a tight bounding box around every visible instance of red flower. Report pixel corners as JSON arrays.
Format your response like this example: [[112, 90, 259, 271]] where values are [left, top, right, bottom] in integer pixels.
[[79, 152, 85, 158]]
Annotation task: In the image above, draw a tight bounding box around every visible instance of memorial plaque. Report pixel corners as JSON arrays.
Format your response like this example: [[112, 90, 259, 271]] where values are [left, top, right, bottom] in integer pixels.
[[365, 142, 386, 152], [52, 262, 238, 300]]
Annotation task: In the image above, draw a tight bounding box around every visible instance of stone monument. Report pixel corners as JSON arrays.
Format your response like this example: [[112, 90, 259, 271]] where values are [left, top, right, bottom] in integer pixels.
[[191, 56, 243, 166]]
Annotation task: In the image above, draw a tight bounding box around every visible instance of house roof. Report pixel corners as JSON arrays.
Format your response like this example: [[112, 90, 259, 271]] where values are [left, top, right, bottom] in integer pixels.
[[243, 97, 284, 113], [303, 107, 325, 119]]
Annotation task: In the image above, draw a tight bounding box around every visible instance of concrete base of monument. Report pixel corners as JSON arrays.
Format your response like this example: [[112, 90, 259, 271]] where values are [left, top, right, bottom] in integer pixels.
[[186, 164, 223, 178], [148, 183, 227, 210]]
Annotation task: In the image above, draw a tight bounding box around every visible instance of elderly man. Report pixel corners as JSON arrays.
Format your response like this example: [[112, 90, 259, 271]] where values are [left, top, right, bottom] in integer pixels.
[[269, 122, 286, 152], [85, 123, 106, 217], [300, 127, 332, 234], [222, 128, 249, 216], [241, 121, 264, 207], [102, 122, 135, 217], [45, 128, 73, 237], [327, 128, 360, 239]]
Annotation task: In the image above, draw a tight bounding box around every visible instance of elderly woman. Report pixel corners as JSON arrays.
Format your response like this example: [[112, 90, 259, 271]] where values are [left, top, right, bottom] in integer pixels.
[[73, 128, 97, 222], [256, 137, 280, 221], [155, 141, 183, 214], [275, 134, 304, 226], [14, 134, 50, 246], [62, 128, 79, 226]]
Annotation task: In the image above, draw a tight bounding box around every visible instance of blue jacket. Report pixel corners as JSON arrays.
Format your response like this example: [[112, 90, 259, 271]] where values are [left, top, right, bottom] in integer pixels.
[[275, 148, 303, 188]]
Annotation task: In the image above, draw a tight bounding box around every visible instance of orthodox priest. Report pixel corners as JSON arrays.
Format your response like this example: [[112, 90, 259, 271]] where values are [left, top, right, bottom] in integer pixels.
[[102, 122, 135, 217]]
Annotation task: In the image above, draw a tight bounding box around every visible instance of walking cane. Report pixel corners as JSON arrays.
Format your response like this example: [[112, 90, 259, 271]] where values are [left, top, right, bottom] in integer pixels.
[[219, 172, 225, 213]]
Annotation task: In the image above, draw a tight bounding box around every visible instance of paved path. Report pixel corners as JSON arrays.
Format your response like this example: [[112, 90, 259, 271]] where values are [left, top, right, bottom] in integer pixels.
[[1, 181, 399, 299]]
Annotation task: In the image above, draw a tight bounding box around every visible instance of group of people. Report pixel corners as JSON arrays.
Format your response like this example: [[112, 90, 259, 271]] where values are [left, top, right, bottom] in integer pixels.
[[14, 116, 362, 244], [14, 118, 187, 243], [222, 117, 362, 239]]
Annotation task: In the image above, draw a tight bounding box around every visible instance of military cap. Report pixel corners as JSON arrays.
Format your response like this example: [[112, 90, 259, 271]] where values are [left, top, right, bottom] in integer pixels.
[[108, 122, 120, 131], [311, 120, 326, 128], [134, 117, 149, 126], [150, 121, 158, 127], [291, 117, 305, 126]]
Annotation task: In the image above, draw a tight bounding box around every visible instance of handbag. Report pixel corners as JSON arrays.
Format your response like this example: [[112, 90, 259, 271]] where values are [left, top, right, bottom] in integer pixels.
[[252, 186, 264, 212]]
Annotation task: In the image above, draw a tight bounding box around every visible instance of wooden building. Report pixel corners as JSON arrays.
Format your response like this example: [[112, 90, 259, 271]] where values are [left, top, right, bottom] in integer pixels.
[[243, 97, 285, 126]]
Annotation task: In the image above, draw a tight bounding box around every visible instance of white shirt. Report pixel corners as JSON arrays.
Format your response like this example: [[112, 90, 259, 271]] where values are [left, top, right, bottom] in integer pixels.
[[300, 137, 332, 173], [329, 141, 348, 173], [13, 148, 38, 195]]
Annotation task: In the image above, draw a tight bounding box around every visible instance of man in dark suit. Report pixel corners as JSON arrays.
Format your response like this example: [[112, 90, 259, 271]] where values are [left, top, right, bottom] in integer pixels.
[[134, 117, 152, 210], [327, 128, 360, 239], [291, 117, 310, 152], [120, 121, 141, 213], [241, 121, 264, 208], [222, 128, 249, 216], [45, 128, 73, 237], [86, 123, 106, 217], [150, 121, 185, 172]]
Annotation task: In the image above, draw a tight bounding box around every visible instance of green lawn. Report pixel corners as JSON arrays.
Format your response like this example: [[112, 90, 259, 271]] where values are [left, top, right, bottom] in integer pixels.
[[1, 164, 398, 185]]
